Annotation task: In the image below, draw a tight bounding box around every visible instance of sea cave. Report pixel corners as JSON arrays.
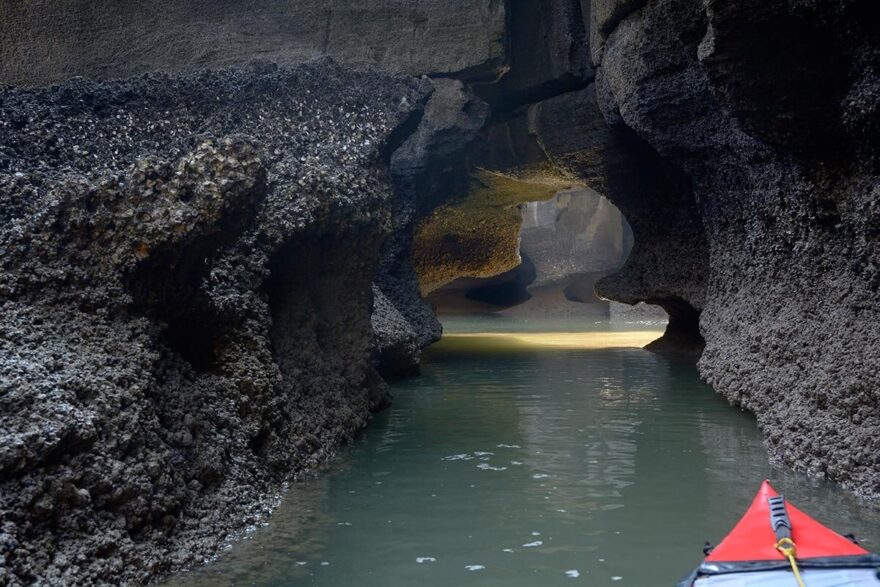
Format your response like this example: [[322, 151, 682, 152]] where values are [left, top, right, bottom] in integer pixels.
[[1, 1, 879, 586]]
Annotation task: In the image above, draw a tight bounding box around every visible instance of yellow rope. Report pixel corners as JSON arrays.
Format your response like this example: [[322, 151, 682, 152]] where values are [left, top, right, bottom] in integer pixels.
[[775, 537, 807, 587]]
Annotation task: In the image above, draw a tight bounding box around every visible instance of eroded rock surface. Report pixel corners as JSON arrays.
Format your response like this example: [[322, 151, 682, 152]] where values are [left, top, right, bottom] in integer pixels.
[[0, 61, 424, 585], [373, 79, 489, 375], [521, 188, 629, 288], [413, 169, 571, 294], [592, 0, 880, 492], [417, 0, 880, 499], [465, 80, 707, 345]]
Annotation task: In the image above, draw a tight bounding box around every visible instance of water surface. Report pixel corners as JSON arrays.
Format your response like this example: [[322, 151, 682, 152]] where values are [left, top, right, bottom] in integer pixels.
[[169, 320, 880, 586]]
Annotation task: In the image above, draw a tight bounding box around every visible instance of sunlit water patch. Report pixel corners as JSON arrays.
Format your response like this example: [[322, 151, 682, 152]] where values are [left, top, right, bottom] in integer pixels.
[[167, 321, 880, 587], [438, 314, 667, 334], [442, 331, 665, 350]]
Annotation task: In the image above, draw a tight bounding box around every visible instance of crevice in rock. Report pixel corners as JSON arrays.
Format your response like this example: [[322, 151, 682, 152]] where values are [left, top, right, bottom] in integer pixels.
[[644, 297, 704, 355], [372, 78, 490, 376], [474, 0, 594, 115], [128, 189, 263, 372]]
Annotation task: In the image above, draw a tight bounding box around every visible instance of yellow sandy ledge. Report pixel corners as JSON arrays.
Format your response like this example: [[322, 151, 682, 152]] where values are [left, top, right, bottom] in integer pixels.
[[439, 331, 665, 351]]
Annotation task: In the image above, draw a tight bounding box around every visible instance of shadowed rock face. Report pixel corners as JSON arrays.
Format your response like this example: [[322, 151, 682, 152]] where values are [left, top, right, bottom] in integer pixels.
[[412, 169, 571, 294], [427, 187, 636, 318], [479, 0, 593, 107], [373, 79, 489, 375], [466, 82, 708, 346], [0, 0, 506, 86], [592, 0, 880, 494], [0, 62, 424, 585], [412, 0, 880, 500]]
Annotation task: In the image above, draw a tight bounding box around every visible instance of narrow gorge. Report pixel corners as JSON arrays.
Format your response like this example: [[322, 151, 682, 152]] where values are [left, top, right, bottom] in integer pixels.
[[0, 1, 878, 585]]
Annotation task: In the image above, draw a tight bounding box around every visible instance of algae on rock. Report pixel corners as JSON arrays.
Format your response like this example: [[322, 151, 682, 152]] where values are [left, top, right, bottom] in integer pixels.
[[412, 169, 576, 294]]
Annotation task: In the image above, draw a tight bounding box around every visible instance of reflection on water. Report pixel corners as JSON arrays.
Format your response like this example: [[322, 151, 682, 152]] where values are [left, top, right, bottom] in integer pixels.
[[443, 331, 664, 350], [167, 324, 880, 587], [438, 314, 667, 334]]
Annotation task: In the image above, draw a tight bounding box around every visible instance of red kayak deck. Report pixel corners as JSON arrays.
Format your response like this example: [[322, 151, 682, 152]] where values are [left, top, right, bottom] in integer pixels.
[[706, 480, 868, 562]]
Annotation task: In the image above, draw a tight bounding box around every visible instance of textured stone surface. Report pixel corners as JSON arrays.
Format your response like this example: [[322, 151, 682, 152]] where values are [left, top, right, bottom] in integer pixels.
[[479, 0, 593, 108], [609, 300, 668, 322], [412, 169, 573, 294], [520, 188, 629, 287], [372, 78, 489, 374], [0, 0, 506, 86], [425, 186, 636, 319], [397, 0, 607, 309], [588, 0, 648, 64], [593, 0, 880, 494], [1, 8, 879, 587], [371, 285, 421, 377], [0, 61, 423, 585], [532, 86, 708, 316]]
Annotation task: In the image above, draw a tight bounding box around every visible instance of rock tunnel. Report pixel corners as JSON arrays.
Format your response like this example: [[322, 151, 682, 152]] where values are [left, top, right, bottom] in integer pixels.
[[387, 76, 709, 365]]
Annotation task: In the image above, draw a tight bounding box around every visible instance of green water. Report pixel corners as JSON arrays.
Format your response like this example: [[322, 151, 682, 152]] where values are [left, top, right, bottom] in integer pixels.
[[170, 325, 880, 586]]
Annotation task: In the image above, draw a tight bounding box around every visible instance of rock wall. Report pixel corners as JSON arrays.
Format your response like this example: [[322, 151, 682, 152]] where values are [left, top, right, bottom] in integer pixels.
[[521, 188, 628, 287], [0, 0, 506, 86], [0, 0, 511, 380], [466, 80, 708, 348], [416, 0, 880, 500], [372, 79, 489, 375], [425, 188, 633, 318], [0, 62, 425, 585], [0, 4, 511, 580], [412, 169, 570, 294], [591, 0, 880, 494]]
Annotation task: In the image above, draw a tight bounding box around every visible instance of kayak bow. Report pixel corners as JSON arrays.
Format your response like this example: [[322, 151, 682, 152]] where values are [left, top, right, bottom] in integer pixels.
[[678, 480, 880, 586]]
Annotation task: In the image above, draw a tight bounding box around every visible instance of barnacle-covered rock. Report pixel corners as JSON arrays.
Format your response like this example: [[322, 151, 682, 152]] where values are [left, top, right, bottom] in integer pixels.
[[0, 61, 425, 585]]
